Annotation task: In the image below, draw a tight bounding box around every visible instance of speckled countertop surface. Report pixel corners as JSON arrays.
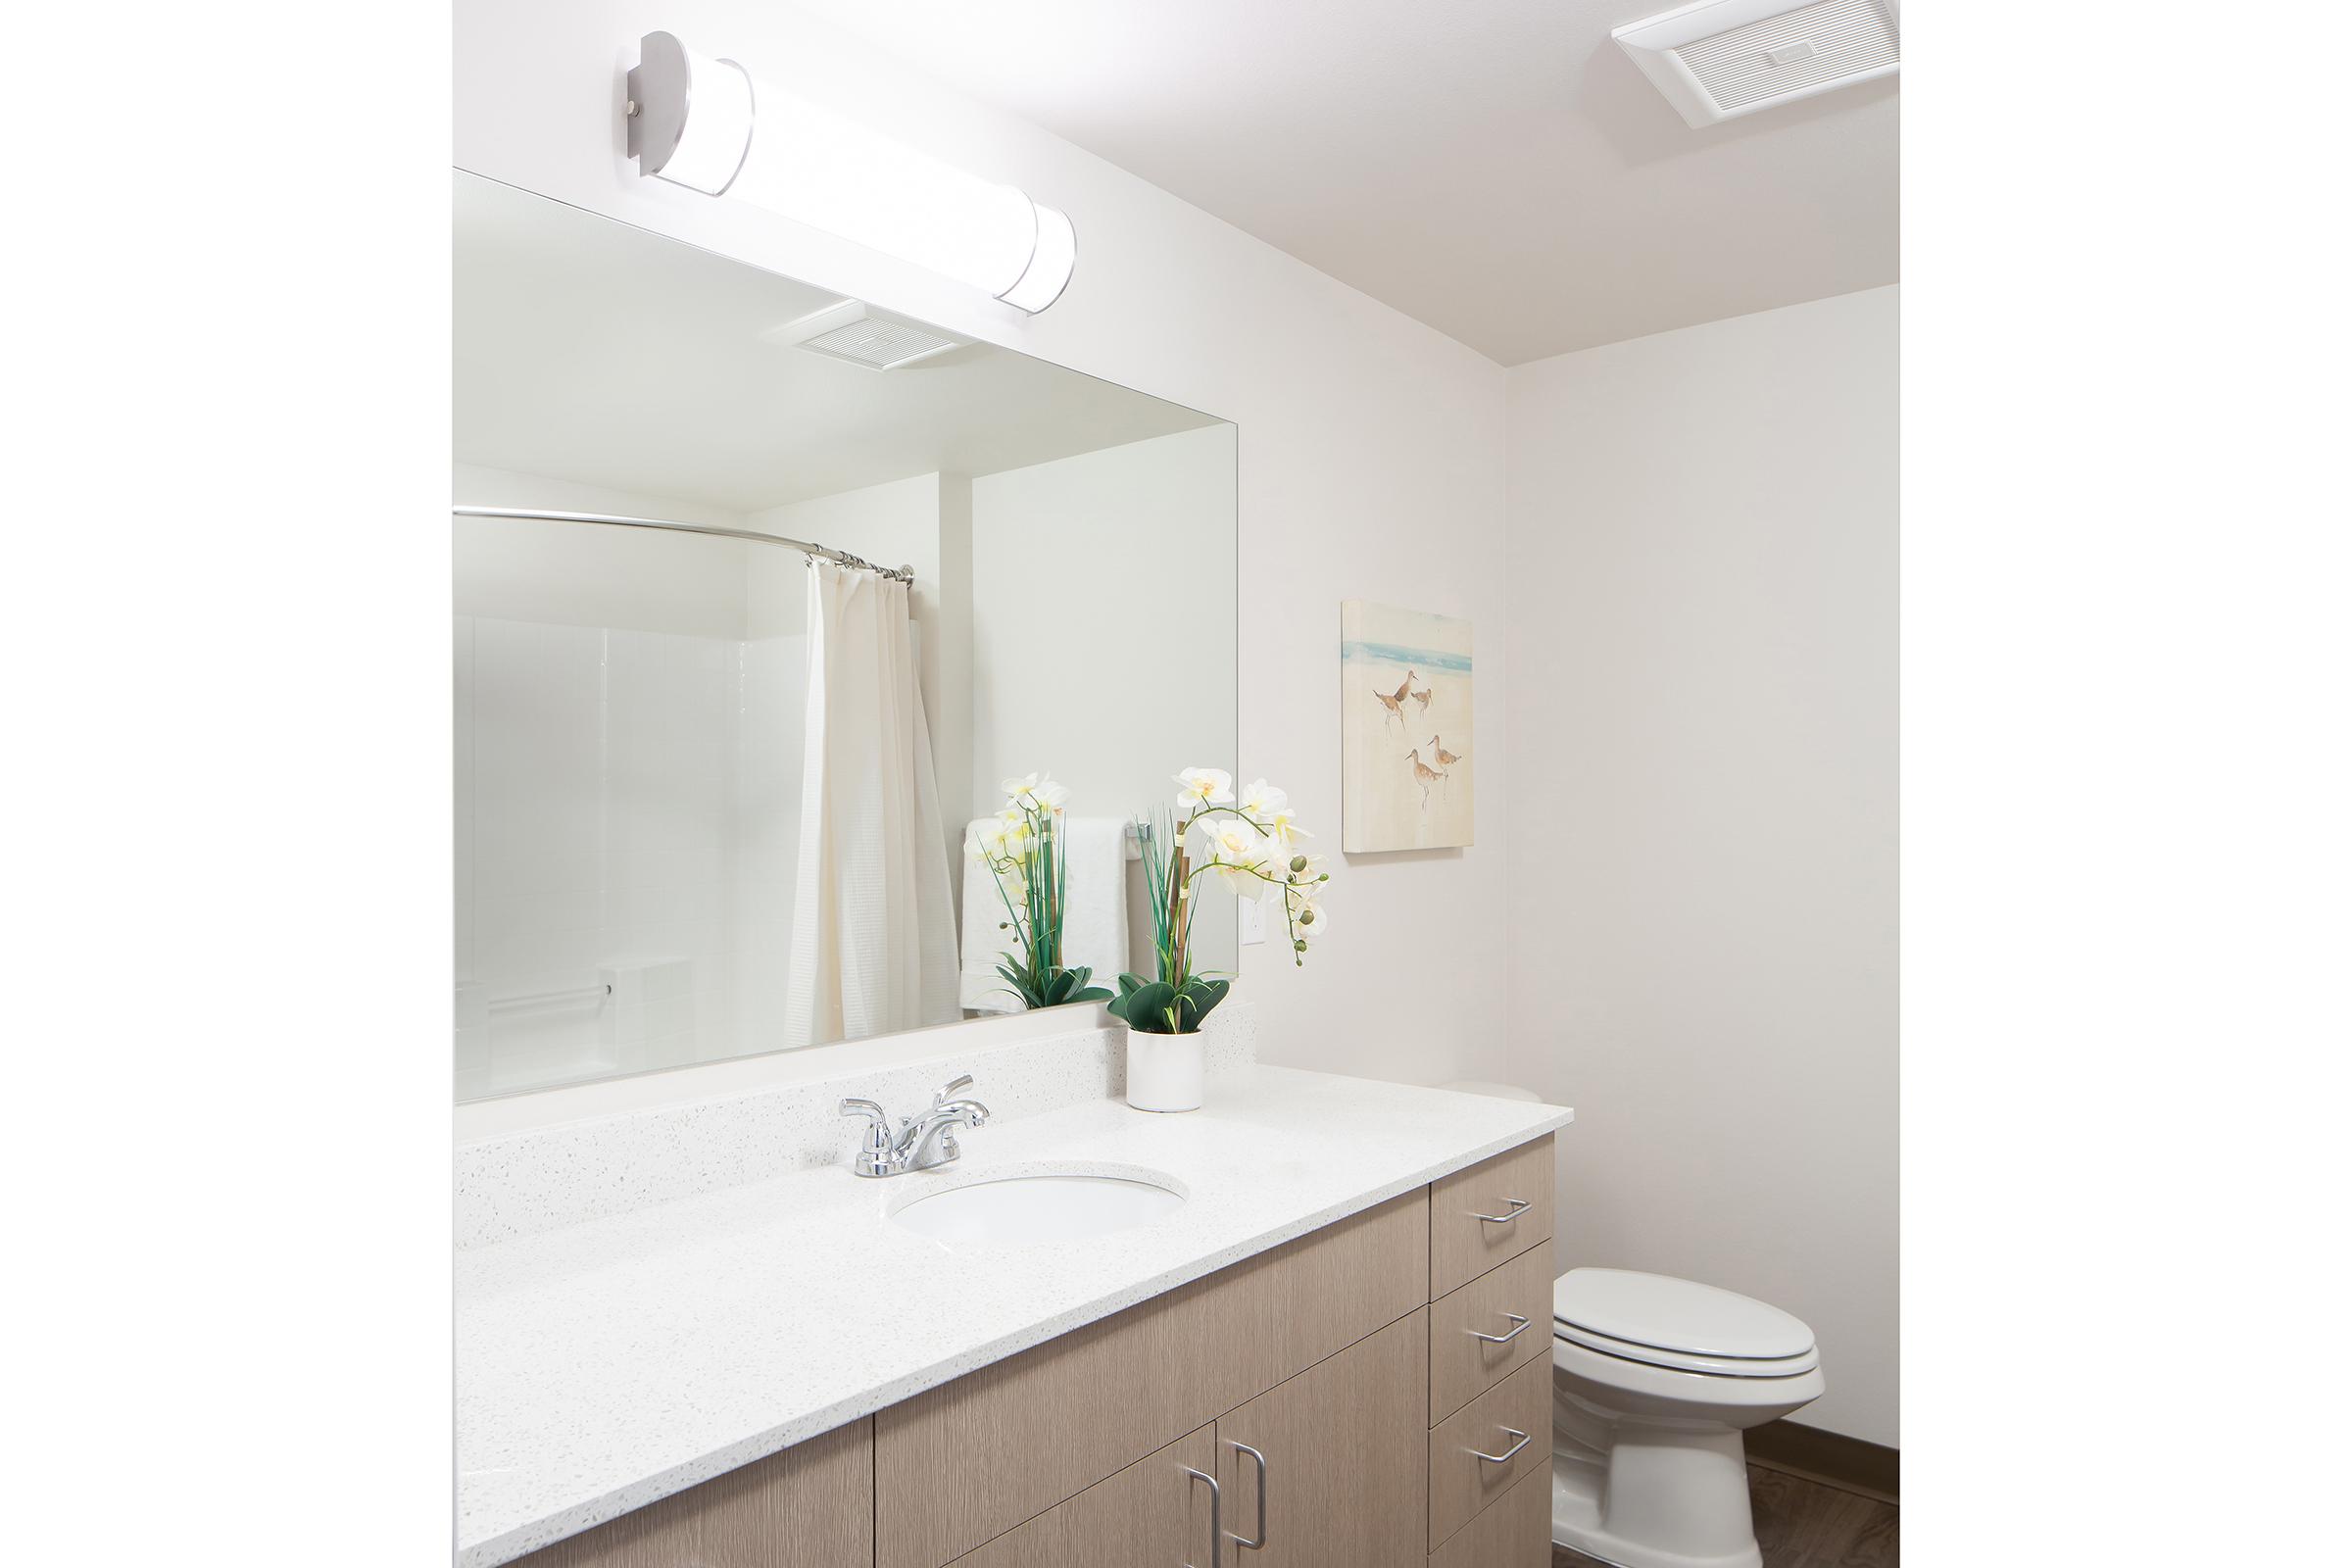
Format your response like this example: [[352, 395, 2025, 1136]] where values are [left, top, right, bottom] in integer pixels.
[[456, 1066, 1573, 1567]]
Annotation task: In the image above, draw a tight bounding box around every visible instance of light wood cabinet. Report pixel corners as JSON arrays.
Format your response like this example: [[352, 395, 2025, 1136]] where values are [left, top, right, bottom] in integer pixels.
[[1427, 1135, 1555, 1299], [511, 1417, 872, 1568], [1214, 1309, 1430, 1568], [875, 1190, 1428, 1568], [946, 1425, 1219, 1568]]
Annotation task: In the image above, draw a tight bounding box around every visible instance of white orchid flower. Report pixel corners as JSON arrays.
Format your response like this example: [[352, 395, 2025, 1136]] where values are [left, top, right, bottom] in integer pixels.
[[1174, 766, 1236, 810], [1238, 778, 1288, 822], [1197, 816, 1278, 892], [1001, 772, 1071, 812], [1240, 778, 1311, 844], [1289, 894, 1330, 941], [1281, 851, 1329, 887]]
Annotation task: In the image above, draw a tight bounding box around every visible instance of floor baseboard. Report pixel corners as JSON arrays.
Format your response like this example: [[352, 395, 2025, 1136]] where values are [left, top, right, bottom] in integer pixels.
[[1743, 1419, 1898, 1505]]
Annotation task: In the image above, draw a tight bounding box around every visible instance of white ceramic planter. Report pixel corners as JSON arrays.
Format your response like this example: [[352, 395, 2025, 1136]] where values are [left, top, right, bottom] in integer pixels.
[[1124, 1028, 1205, 1112]]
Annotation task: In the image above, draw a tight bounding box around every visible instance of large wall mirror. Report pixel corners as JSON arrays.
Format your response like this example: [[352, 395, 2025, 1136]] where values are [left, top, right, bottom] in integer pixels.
[[454, 172, 1237, 1102]]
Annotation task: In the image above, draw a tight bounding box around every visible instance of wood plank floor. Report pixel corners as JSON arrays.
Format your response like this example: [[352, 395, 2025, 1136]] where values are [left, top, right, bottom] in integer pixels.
[[1552, 1464, 1898, 1568]]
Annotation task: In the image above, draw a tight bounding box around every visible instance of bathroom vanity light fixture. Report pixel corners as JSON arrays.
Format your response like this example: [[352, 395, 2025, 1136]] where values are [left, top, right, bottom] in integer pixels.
[[625, 30, 1076, 314]]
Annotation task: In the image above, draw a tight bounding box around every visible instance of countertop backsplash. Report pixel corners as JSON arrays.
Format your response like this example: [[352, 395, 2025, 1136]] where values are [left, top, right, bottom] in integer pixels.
[[455, 1004, 1257, 1249]]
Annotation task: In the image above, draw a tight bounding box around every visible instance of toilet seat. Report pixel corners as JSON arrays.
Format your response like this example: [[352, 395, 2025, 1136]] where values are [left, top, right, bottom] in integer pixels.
[[1553, 1268, 1819, 1379]]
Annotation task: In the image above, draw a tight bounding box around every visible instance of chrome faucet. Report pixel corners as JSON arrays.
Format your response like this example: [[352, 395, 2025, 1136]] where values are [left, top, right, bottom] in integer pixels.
[[839, 1075, 992, 1178]]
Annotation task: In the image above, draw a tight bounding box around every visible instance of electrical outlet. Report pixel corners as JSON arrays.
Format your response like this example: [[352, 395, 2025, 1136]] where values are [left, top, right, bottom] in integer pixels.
[[1239, 897, 1266, 946]]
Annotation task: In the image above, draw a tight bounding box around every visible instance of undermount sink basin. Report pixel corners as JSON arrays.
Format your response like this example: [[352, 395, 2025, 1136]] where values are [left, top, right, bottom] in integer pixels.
[[889, 1165, 1187, 1247]]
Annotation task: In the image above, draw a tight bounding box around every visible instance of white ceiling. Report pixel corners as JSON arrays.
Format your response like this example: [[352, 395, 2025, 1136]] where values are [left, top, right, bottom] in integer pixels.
[[790, 0, 1898, 366], [455, 174, 1218, 513]]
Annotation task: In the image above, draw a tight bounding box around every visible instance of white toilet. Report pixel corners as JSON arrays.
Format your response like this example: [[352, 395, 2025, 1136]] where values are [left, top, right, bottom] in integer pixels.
[[1549, 1268, 1824, 1568]]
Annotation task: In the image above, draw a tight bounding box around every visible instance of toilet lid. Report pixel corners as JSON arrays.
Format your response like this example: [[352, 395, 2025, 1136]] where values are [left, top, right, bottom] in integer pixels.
[[1554, 1317, 1821, 1378], [1552, 1269, 1815, 1362]]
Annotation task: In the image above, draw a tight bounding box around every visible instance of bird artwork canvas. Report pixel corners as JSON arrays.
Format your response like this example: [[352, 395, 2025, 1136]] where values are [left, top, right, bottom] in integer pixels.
[[1341, 600, 1474, 852]]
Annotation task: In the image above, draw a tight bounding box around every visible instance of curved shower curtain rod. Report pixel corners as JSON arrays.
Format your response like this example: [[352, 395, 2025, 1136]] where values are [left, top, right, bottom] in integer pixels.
[[452, 505, 915, 583]]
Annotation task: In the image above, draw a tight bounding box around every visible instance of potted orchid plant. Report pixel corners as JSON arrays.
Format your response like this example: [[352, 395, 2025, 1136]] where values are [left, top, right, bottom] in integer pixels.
[[967, 773, 1114, 1012], [1112, 768, 1330, 1111]]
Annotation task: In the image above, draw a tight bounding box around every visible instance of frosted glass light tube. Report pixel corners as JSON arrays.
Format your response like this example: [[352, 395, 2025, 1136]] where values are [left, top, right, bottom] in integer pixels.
[[628, 31, 1075, 314]]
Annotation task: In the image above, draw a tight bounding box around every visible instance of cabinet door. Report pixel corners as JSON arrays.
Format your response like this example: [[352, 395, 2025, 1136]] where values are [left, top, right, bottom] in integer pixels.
[[948, 1425, 1218, 1568], [512, 1417, 872, 1568], [878, 1191, 1427, 1568], [1213, 1309, 1428, 1568]]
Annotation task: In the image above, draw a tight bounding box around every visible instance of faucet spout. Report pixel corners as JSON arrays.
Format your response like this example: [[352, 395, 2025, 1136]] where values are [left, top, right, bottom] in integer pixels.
[[896, 1098, 991, 1171], [839, 1076, 991, 1177]]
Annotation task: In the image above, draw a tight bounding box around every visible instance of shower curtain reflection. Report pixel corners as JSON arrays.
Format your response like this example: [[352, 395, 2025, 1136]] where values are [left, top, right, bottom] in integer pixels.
[[783, 561, 960, 1048], [454, 514, 950, 1099]]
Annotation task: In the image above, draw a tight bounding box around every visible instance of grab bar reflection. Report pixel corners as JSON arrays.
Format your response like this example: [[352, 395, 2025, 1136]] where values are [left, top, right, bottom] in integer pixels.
[[485, 983, 612, 1014]]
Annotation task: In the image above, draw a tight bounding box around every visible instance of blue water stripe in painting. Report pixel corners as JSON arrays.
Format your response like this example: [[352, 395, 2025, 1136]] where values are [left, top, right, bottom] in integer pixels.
[[1341, 640, 1473, 674]]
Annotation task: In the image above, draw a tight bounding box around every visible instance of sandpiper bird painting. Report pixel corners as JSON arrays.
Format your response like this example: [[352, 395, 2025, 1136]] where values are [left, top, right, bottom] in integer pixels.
[[1406, 747, 1446, 807], [1341, 600, 1474, 852]]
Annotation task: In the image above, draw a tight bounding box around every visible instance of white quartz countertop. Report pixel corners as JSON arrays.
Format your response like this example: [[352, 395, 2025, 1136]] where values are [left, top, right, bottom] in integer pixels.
[[456, 1065, 1573, 1567]]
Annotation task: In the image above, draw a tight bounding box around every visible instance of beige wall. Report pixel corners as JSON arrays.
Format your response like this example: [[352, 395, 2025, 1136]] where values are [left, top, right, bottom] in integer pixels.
[[458, 0, 1509, 1089], [1504, 287, 1898, 1445]]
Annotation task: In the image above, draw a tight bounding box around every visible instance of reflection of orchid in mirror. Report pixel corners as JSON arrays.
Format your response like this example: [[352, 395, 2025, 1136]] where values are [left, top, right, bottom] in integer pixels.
[[966, 772, 1108, 1012]]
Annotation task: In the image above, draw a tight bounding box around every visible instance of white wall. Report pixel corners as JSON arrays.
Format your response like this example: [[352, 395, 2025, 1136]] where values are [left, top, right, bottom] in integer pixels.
[[1504, 287, 1898, 1445], [458, 0, 1510, 1088]]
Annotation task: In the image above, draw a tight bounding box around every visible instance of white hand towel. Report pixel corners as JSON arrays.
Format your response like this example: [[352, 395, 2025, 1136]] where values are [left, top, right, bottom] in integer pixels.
[[1057, 816, 1132, 993], [957, 815, 1134, 1014]]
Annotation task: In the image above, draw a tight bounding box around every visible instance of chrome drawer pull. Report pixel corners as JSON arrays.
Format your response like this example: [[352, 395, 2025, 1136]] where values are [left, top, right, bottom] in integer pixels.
[[1469, 1312, 1532, 1346], [1226, 1440, 1268, 1550], [1183, 1465, 1222, 1568], [1470, 1427, 1533, 1465], [1471, 1197, 1532, 1225]]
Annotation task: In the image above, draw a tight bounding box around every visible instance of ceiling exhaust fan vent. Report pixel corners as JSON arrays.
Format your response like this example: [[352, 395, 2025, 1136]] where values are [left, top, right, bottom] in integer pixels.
[[1614, 0, 1898, 128], [762, 300, 964, 370]]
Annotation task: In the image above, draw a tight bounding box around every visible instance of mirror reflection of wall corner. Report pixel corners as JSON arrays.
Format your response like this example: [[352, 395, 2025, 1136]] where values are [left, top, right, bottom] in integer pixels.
[[452, 172, 1237, 1102]]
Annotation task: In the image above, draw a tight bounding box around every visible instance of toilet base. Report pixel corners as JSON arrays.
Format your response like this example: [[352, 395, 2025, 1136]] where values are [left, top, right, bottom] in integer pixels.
[[1550, 1426, 1762, 1568]]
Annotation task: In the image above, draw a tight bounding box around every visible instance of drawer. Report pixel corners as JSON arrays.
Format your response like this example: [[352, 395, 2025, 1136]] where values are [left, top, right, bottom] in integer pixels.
[[1427, 1460, 1550, 1568], [1426, 1353, 1550, 1551], [947, 1425, 1218, 1568], [1428, 1236, 1554, 1424], [1427, 1135, 1554, 1299], [512, 1417, 872, 1568], [877, 1190, 1429, 1568]]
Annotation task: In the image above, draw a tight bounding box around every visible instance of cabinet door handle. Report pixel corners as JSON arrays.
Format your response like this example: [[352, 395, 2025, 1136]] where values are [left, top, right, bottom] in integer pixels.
[[1471, 1197, 1532, 1225], [1470, 1427, 1533, 1465], [1225, 1440, 1268, 1550], [1468, 1312, 1532, 1346], [1182, 1465, 1222, 1568]]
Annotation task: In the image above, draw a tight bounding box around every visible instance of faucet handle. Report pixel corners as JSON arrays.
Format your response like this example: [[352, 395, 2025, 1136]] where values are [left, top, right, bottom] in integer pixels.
[[935, 1074, 975, 1104], [839, 1098, 893, 1152]]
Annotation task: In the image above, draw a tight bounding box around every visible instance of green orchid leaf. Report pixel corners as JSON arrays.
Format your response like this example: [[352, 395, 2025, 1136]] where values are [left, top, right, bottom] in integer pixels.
[[1118, 980, 1179, 1033]]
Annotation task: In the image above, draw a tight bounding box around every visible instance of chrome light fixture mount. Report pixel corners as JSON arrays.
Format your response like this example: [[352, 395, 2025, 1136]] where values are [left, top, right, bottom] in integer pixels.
[[626, 30, 755, 197], [622, 30, 1076, 315]]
